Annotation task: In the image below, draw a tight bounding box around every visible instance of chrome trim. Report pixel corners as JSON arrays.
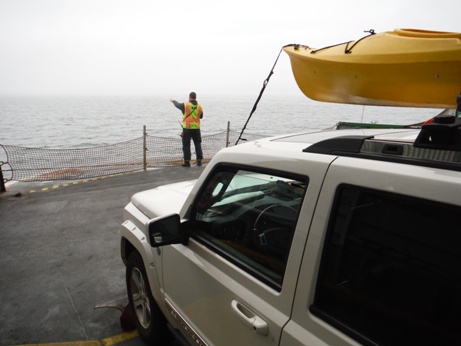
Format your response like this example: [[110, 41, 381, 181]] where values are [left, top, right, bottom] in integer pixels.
[[165, 298, 208, 346]]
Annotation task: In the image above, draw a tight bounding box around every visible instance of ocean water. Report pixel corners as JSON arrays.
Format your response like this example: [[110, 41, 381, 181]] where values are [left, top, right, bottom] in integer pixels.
[[0, 93, 442, 149]]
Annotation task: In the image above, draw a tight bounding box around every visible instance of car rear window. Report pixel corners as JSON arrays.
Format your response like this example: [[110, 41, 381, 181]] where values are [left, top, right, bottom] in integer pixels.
[[312, 185, 461, 345]]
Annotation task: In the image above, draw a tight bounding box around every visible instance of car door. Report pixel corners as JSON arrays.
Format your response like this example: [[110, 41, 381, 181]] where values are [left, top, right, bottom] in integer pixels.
[[281, 157, 461, 346], [161, 162, 326, 345]]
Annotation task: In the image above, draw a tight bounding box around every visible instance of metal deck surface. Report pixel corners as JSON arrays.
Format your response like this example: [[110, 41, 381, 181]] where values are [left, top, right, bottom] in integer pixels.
[[0, 166, 204, 346]]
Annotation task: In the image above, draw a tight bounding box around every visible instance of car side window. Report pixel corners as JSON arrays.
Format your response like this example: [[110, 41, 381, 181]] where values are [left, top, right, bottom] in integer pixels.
[[312, 185, 461, 345], [192, 166, 307, 290]]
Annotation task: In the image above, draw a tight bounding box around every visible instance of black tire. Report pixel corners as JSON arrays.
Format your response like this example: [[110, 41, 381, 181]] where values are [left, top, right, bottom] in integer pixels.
[[126, 251, 168, 344]]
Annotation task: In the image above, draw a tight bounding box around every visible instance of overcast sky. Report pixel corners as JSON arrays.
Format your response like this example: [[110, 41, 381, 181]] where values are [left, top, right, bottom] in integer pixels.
[[0, 0, 459, 97]]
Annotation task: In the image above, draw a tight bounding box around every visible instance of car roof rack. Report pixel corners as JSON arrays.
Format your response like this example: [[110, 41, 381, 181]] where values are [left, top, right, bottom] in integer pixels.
[[303, 94, 461, 171], [414, 94, 461, 150]]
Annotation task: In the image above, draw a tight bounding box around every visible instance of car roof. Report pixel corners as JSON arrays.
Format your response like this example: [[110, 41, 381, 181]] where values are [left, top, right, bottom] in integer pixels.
[[229, 127, 461, 172], [272, 128, 419, 144], [232, 128, 419, 154]]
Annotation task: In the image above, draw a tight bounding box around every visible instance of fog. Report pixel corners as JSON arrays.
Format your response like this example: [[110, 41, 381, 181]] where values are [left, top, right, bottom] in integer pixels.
[[0, 0, 459, 97]]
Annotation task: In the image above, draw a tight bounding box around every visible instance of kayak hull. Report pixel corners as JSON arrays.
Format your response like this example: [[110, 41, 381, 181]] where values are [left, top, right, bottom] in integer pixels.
[[283, 29, 461, 108]]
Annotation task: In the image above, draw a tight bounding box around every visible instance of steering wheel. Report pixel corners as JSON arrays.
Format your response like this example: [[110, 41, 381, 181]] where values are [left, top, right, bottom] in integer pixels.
[[252, 204, 297, 247]]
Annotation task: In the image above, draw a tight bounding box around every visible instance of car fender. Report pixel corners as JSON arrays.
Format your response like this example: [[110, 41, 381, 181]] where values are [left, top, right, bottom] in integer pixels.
[[120, 218, 165, 311]]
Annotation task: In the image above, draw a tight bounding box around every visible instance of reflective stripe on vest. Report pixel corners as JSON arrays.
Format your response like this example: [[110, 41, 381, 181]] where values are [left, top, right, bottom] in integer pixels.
[[183, 102, 202, 129]]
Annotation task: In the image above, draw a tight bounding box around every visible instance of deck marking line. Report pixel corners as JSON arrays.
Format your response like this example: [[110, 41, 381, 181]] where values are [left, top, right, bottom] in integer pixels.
[[15, 330, 138, 346], [101, 330, 139, 346], [16, 341, 101, 346]]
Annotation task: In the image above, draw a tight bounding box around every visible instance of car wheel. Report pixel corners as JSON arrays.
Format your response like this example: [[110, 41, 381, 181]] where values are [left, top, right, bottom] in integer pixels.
[[126, 251, 168, 344]]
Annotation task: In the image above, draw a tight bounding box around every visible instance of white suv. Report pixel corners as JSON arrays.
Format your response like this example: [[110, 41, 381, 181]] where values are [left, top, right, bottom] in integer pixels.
[[120, 113, 461, 345]]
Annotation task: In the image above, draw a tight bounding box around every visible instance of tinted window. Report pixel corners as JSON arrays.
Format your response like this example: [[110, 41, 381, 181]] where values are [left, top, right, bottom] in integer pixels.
[[192, 166, 307, 290], [312, 185, 461, 345]]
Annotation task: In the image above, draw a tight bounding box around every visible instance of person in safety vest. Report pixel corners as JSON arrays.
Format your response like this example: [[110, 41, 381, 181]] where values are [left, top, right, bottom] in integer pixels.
[[169, 92, 204, 167]]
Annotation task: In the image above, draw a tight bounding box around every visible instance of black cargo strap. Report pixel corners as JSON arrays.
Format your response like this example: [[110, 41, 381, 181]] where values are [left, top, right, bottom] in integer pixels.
[[235, 45, 295, 145]]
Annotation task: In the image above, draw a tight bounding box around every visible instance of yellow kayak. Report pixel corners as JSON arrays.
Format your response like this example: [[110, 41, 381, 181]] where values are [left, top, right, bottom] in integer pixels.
[[283, 29, 461, 108]]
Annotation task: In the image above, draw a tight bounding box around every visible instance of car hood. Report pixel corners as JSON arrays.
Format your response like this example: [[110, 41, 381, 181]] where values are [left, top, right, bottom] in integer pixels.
[[131, 180, 197, 219]]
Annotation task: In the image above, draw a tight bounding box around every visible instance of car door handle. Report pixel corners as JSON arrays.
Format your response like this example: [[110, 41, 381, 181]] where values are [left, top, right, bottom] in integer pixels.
[[231, 299, 268, 336]]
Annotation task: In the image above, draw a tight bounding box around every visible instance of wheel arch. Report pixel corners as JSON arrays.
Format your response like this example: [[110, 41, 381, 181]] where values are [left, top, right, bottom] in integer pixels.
[[120, 221, 166, 318]]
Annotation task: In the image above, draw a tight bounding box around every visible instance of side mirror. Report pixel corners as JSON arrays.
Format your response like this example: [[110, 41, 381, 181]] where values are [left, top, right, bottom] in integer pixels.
[[148, 214, 187, 247]]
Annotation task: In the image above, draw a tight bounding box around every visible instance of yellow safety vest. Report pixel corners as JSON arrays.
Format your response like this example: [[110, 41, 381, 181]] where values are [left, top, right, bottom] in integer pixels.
[[183, 102, 202, 129]]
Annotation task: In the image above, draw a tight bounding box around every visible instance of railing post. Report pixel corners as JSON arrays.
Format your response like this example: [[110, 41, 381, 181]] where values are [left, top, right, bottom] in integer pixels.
[[0, 164, 5, 193], [226, 121, 230, 147], [143, 125, 147, 171]]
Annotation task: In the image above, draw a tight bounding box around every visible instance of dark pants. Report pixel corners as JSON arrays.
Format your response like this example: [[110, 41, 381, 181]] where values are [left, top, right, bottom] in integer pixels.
[[182, 129, 203, 162]]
